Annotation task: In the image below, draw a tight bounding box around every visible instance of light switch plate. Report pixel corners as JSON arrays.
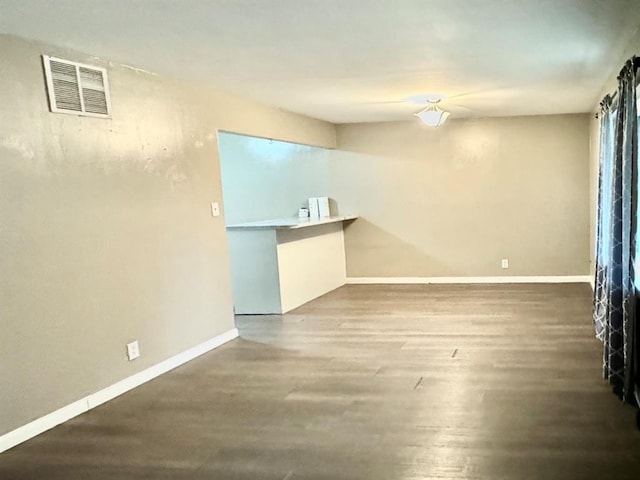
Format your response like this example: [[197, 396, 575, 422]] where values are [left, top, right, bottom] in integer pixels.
[[211, 202, 220, 217]]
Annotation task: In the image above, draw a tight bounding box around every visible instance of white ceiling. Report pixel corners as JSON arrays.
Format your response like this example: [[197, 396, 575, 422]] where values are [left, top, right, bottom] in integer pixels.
[[1, 0, 639, 123]]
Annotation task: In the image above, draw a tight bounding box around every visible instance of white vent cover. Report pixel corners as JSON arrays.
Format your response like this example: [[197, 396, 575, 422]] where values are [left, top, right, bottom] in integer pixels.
[[42, 55, 111, 118]]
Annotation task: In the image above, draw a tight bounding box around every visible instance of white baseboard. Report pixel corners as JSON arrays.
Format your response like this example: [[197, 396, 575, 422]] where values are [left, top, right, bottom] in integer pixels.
[[346, 276, 592, 284], [0, 328, 239, 454]]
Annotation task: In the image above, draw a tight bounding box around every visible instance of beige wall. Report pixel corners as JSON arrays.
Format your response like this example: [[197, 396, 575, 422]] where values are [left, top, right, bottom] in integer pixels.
[[0, 34, 335, 436], [332, 115, 590, 278], [216, 115, 591, 279]]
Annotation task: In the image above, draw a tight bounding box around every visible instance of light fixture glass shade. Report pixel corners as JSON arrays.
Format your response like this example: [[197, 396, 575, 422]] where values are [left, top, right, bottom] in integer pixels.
[[415, 102, 450, 127]]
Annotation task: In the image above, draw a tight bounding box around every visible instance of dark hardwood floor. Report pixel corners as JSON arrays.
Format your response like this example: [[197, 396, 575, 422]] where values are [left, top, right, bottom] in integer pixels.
[[1, 283, 639, 479]]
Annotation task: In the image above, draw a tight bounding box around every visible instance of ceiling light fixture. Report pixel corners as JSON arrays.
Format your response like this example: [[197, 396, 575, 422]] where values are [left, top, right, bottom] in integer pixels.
[[414, 99, 450, 127]]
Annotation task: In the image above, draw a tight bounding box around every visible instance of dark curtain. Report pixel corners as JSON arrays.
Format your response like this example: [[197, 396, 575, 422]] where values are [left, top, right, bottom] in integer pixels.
[[593, 57, 639, 403]]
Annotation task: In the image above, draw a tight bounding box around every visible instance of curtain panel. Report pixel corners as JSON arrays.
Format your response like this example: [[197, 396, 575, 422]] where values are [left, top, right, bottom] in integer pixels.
[[593, 96, 612, 341], [593, 57, 639, 404]]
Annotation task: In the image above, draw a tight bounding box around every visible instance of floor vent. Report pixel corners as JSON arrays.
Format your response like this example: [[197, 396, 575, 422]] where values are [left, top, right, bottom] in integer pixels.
[[42, 55, 111, 118]]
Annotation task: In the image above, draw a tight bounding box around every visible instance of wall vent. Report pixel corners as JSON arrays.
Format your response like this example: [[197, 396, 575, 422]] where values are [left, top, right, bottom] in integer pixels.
[[42, 55, 111, 118]]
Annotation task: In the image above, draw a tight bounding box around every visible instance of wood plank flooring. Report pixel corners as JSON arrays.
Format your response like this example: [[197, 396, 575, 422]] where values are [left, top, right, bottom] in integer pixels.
[[1, 283, 640, 479]]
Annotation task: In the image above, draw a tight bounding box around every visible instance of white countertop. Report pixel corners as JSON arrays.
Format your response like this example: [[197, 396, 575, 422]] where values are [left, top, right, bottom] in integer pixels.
[[226, 215, 357, 230]]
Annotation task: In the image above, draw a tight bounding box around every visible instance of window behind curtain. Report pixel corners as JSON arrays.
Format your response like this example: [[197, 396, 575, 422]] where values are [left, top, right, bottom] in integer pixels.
[[600, 103, 617, 279]]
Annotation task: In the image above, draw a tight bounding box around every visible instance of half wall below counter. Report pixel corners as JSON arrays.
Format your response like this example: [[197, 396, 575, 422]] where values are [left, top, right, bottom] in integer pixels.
[[227, 216, 357, 314]]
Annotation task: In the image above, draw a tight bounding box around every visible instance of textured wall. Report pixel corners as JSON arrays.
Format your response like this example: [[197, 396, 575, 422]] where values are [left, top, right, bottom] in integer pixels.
[[332, 115, 590, 278], [0, 34, 335, 435]]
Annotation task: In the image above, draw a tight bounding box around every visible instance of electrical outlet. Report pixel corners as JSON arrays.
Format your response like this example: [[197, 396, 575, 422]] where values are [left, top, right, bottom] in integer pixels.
[[126, 341, 140, 361], [501, 258, 509, 269], [210, 202, 220, 217]]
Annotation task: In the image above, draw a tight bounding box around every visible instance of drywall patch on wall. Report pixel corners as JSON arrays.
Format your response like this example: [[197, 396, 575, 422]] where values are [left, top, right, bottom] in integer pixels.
[[0, 134, 35, 161]]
